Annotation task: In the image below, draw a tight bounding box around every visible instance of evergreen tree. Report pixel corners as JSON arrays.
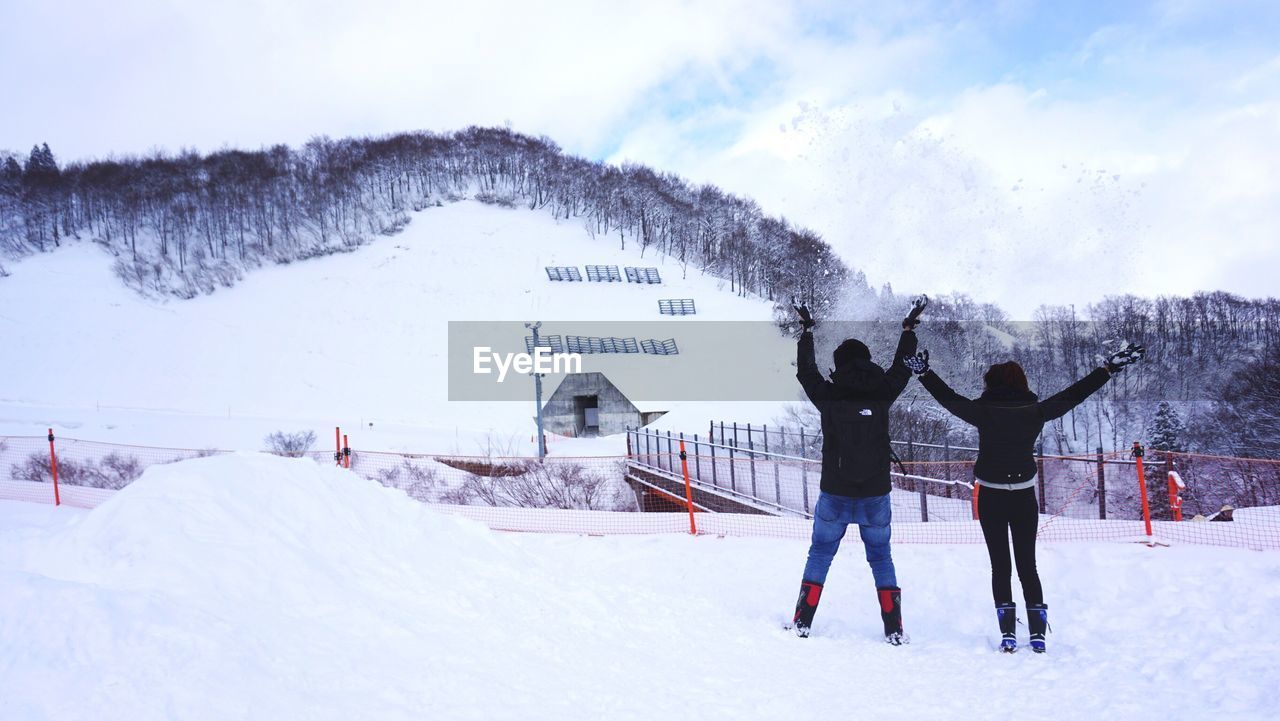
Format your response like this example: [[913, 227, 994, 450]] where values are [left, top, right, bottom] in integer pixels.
[[1147, 401, 1184, 452], [1, 156, 20, 184], [25, 145, 43, 175], [20, 143, 62, 250], [0, 155, 21, 204], [23, 143, 59, 181]]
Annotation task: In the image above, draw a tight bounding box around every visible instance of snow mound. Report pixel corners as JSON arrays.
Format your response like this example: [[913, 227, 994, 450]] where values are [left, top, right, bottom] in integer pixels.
[[28, 453, 500, 599]]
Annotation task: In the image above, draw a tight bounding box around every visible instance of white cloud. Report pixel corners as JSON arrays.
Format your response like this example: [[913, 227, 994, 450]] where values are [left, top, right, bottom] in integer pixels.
[[0, 0, 793, 159], [615, 83, 1280, 316]]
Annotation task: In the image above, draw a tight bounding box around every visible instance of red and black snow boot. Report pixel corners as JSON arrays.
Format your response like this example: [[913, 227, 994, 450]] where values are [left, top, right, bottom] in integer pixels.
[[792, 581, 823, 637], [878, 586, 906, 645]]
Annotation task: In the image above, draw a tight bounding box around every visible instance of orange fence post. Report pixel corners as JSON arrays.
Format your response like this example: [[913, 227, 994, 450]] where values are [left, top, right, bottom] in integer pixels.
[[343, 434, 351, 469], [47, 428, 61, 506], [335, 427, 343, 467], [971, 483, 980, 520], [678, 440, 697, 535], [1168, 469, 1184, 522], [1133, 442, 1152, 537]]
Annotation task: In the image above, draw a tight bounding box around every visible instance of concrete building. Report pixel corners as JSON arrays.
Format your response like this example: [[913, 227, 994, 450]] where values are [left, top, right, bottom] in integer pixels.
[[541, 372, 666, 437]]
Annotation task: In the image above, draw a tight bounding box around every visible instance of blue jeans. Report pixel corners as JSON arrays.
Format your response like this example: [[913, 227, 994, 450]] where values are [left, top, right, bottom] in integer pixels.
[[802, 491, 897, 588]]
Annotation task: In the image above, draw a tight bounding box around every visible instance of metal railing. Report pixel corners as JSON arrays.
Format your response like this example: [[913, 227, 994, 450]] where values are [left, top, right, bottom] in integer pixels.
[[625, 425, 974, 521]]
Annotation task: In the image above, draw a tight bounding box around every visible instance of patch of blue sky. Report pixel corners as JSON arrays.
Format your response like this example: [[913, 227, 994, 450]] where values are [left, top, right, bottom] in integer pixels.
[[975, 1, 1280, 98], [590, 55, 787, 162]]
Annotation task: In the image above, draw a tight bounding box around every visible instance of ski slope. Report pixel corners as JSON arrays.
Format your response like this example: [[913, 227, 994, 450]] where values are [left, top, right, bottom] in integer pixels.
[[1, 454, 1275, 721], [0, 201, 795, 455]]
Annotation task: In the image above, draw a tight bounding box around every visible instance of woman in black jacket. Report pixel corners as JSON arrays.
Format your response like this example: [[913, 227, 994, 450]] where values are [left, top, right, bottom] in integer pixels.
[[902, 343, 1144, 653]]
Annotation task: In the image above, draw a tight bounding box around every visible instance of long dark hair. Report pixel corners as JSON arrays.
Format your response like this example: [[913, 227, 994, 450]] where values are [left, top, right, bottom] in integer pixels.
[[983, 361, 1030, 393]]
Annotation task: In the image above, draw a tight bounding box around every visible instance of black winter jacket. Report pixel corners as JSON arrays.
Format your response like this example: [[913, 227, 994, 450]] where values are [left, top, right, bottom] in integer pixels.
[[918, 367, 1113, 486], [796, 329, 917, 498]]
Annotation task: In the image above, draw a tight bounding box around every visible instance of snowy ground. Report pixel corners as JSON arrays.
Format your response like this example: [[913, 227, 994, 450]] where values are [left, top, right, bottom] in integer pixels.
[[2, 454, 1277, 721]]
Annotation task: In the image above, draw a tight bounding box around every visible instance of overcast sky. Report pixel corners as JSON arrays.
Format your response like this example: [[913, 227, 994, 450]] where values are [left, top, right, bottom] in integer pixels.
[[2, 0, 1277, 317]]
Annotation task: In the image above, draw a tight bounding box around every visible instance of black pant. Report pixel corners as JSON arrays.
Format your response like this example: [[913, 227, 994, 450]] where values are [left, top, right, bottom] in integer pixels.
[[978, 486, 1043, 606]]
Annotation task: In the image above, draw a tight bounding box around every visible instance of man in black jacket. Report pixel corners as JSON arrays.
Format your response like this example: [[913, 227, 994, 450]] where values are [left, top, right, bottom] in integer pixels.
[[789, 299, 925, 644]]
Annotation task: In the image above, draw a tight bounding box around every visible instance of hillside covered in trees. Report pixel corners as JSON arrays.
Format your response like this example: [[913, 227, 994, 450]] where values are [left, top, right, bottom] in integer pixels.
[[830, 288, 1280, 454], [0, 128, 851, 308]]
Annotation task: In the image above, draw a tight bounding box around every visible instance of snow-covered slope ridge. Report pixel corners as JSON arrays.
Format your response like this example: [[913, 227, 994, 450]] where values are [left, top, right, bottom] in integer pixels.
[[1, 201, 792, 452]]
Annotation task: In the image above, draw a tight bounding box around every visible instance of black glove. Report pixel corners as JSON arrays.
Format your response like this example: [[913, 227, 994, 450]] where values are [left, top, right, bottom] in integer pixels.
[[1104, 343, 1145, 373], [793, 302, 815, 330], [903, 350, 930, 375], [903, 295, 928, 331]]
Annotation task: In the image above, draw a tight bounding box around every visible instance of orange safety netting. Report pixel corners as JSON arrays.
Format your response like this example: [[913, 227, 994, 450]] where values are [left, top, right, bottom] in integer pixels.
[[2, 434, 1277, 550]]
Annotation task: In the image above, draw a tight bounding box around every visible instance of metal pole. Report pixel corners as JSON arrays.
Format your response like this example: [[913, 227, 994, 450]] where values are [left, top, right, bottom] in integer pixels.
[[943, 435, 953, 498], [747, 423, 758, 497], [729, 422, 738, 492], [906, 439, 915, 492], [799, 426, 810, 514], [765, 424, 781, 505], [692, 433, 701, 481], [710, 430, 718, 487], [1097, 446, 1107, 519], [919, 479, 928, 522], [907, 434, 926, 517], [526, 321, 547, 459], [1036, 439, 1047, 514]]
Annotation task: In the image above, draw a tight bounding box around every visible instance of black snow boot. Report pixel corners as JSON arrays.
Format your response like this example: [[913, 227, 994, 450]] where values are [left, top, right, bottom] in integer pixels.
[[1028, 603, 1049, 653], [877, 586, 906, 645], [996, 602, 1018, 653], [792, 581, 823, 638]]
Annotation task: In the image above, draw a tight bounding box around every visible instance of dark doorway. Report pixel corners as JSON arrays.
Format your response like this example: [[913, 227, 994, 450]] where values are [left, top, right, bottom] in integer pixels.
[[574, 395, 600, 436]]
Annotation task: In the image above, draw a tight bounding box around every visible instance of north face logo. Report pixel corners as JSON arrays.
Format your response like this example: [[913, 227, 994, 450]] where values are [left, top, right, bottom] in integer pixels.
[[860, 408, 873, 416]]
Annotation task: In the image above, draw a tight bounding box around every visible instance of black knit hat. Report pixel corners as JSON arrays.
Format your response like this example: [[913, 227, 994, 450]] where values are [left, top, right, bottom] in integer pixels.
[[833, 338, 871, 368]]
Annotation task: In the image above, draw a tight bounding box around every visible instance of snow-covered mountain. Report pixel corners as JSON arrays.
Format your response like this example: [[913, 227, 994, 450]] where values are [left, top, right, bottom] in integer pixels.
[[1, 200, 796, 455]]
